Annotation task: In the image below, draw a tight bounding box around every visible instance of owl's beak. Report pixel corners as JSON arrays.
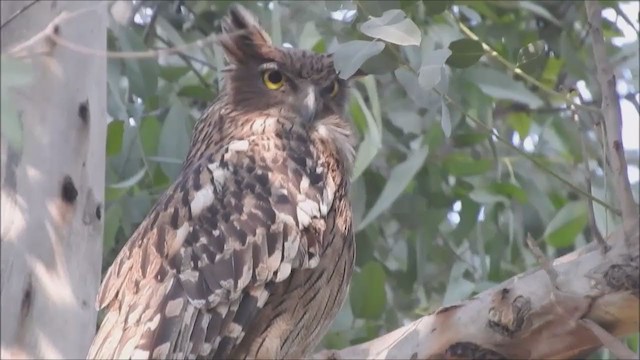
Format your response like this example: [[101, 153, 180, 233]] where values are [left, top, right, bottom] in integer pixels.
[[299, 86, 319, 123]]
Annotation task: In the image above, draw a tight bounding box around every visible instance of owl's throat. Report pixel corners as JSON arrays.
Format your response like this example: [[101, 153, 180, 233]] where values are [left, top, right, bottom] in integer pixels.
[[312, 117, 357, 175]]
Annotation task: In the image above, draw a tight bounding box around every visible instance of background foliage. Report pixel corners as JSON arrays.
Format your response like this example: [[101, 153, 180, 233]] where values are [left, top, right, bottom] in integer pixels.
[[101, 0, 639, 356]]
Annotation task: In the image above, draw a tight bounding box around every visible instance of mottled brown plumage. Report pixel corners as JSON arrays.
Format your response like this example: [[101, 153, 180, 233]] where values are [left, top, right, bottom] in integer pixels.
[[87, 4, 358, 359]]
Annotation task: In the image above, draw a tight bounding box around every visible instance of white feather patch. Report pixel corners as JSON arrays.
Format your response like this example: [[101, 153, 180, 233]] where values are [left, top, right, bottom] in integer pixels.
[[250, 116, 278, 133], [275, 262, 292, 282], [168, 223, 190, 257], [165, 298, 184, 317], [296, 198, 320, 229], [151, 343, 170, 359], [228, 139, 249, 152], [190, 185, 215, 217], [207, 162, 229, 191]]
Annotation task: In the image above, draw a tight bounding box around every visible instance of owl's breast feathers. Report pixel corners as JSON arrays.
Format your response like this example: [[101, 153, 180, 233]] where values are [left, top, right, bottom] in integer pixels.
[[87, 111, 355, 359]]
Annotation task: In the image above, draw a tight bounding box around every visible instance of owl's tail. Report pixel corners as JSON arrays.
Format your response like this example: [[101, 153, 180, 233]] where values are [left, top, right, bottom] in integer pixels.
[[86, 274, 190, 360]]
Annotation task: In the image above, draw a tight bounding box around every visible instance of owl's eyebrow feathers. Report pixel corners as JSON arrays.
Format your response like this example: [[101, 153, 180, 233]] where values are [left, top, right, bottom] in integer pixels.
[[258, 61, 340, 90], [258, 62, 279, 71]]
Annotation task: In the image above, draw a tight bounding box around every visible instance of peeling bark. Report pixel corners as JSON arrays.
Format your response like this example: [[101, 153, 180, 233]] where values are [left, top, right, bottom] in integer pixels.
[[314, 222, 639, 359], [0, 1, 106, 358]]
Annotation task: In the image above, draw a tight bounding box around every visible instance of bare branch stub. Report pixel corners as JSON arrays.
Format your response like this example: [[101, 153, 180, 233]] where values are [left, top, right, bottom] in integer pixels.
[[525, 234, 559, 286]]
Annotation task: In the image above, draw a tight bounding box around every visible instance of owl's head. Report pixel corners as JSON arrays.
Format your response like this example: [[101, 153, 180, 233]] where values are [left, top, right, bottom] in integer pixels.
[[217, 4, 358, 125]]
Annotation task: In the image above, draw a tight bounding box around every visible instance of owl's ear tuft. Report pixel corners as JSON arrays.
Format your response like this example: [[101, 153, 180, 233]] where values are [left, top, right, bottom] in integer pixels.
[[217, 4, 276, 64]]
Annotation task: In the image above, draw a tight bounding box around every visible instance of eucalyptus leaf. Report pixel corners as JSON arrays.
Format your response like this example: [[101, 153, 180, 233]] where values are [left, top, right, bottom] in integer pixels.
[[446, 39, 484, 68], [465, 67, 544, 108], [158, 102, 191, 179], [332, 40, 385, 79], [351, 89, 382, 180], [108, 167, 147, 189], [418, 49, 452, 91], [441, 98, 452, 137], [543, 201, 588, 248], [350, 261, 387, 320], [359, 145, 429, 229], [110, 25, 158, 99], [359, 9, 421, 46]]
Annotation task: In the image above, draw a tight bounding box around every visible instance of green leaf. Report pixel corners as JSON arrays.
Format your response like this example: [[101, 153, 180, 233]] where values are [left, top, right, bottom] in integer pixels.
[[517, 40, 547, 76], [106, 120, 125, 156], [395, 67, 429, 105], [159, 66, 190, 82], [177, 85, 214, 101], [451, 132, 488, 147], [139, 116, 162, 155], [506, 112, 532, 139], [450, 198, 481, 241], [359, 9, 421, 46], [423, 0, 452, 14], [441, 98, 451, 137], [332, 40, 385, 79], [487, 182, 528, 203], [465, 67, 544, 108], [541, 57, 565, 89], [517, 1, 561, 26], [442, 260, 475, 306], [359, 145, 429, 229], [468, 189, 509, 205], [354, 0, 398, 16], [543, 201, 588, 248], [446, 39, 484, 68], [158, 102, 191, 179], [103, 205, 123, 254], [110, 25, 158, 99], [444, 154, 493, 177], [108, 167, 147, 189], [351, 88, 382, 180], [298, 21, 322, 50], [418, 49, 452, 91], [350, 261, 387, 320]]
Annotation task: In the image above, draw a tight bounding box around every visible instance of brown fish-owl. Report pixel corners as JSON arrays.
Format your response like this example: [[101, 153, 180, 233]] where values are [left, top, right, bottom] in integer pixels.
[[87, 4, 358, 359]]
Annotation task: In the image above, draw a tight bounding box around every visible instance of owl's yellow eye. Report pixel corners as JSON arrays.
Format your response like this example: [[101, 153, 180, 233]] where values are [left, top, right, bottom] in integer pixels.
[[326, 80, 340, 97], [262, 70, 284, 90]]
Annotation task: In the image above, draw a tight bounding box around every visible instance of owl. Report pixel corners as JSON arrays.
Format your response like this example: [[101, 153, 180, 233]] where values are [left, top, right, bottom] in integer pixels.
[[87, 3, 359, 359]]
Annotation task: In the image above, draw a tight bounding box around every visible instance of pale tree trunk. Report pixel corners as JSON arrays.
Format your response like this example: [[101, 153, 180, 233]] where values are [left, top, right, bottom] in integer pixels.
[[0, 1, 107, 358]]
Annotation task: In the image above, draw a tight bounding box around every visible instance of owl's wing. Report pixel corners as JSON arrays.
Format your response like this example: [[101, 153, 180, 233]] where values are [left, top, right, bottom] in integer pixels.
[[87, 131, 342, 359]]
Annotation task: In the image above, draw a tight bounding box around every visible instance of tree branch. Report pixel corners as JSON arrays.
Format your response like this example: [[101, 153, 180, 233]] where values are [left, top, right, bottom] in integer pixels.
[[314, 221, 639, 359], [585, 1, 640, 242]]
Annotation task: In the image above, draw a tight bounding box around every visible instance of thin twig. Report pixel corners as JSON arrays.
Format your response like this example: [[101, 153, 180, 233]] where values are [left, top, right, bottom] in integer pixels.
[[154, 34, 216, 70], [585, 1, 640, 243], [142, 3, 160, 44], [580, 318, 638, 360], [453, 16, 600, 114], [525, 234, 559, 287], [0, 0, 40, 30], [570, 101, 609, 252], [154, 35, 211, 89], [440, 89, 620, 215], [3, 4, 240, 60]]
